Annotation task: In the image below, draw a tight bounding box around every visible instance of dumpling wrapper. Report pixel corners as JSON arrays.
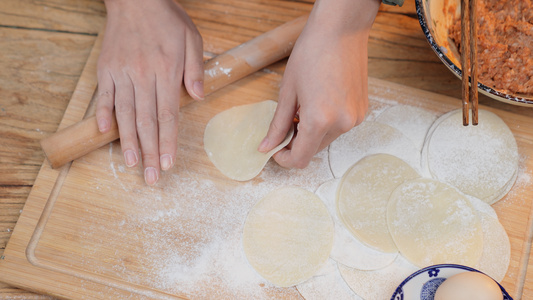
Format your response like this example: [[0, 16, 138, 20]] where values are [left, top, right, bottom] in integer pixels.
[[242, 187, 334, 287], [374, 104, 438, 152], [316, 179, 398, 270], [423, 109, 518, 204], [387, 178, 483, 268], [337, 154, 420, 254], [476, 211, 511, 283], [328, 121, 421, 178], [204, 100, 294, 181]]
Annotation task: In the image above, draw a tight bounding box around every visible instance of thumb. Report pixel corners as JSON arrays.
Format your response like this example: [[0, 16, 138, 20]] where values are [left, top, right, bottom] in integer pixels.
[[258, 87, 298, 153], [184, 29, 205, 101]]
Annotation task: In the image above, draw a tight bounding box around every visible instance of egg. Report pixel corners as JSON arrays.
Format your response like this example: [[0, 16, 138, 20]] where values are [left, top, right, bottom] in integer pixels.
[[434, 271, 503, 300]]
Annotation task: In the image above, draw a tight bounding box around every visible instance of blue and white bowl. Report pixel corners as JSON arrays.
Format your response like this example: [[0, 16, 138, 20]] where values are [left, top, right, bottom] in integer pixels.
[[390, 264, 513, 300]]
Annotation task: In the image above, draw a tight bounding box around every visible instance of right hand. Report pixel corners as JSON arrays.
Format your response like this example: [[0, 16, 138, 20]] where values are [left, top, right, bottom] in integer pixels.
[[96, 0, 204, 186], [258, 0, 380, 169]]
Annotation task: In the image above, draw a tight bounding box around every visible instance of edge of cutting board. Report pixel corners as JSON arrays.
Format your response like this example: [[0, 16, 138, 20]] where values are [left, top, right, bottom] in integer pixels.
[[1, 28, 532, 300], [0, 28, 186, 300]]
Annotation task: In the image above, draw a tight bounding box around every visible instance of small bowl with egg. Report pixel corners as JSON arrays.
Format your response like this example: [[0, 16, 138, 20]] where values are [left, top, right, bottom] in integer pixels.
[[390, 264, 512, 300], [415, 0, 533, 106]]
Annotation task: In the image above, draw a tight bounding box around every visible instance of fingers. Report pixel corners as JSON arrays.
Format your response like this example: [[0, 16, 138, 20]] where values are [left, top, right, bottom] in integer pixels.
[[132, 75, 161, 186], [107, 69, 180, 186], [258, 86, 298, 153], [183, 27, 205, 101], [272, 116, 327, 169], [113, 75, 141, 172], [95, 71, 115, 133], [156, 71, 181, 173], [95, 0, 206, 186], [272, 104, 360, 169]]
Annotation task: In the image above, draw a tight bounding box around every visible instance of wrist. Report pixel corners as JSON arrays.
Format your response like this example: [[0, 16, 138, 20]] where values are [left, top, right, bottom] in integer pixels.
[[103, 0, 140, 15], [310, 0, 381, 35], [104, 0, 175, 15], [103, 0, 129, 10]]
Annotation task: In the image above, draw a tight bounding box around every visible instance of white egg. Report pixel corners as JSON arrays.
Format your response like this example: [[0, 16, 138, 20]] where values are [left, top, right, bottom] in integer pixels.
[[434, 271, 503, 300]]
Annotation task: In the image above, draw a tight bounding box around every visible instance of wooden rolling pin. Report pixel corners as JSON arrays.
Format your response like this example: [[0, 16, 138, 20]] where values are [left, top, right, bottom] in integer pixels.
[[41, 15, 308, 169]]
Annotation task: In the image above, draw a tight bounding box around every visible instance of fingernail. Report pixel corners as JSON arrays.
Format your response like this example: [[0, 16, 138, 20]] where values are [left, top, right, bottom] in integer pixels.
[[124, 150, 138, 167], [97, 118, 109, 132], [258, 137, 269, 152], [144, 167, 159, 186], [160, 154, 173, 171], [192, 80, 204, 100]]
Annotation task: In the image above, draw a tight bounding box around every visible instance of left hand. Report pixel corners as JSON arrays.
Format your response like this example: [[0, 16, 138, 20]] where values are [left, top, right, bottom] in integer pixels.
[[258, 0, 381, 168], [96, 0, 204, 186]]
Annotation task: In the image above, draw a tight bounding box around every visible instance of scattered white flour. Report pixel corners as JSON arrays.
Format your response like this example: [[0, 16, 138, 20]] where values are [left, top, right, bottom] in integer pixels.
[[423, 109, 519, 204], [476, 211, 511, 283], [338, 255, 418, 300], [76, 102, 521, 299], [364, 97, 396, 121], [467, 195, 499, 220], [206, 66, 233, 79], [329, 121, 421, 177], [109, 143, 118, 179], [296, 259, 363, 300], [91, 142, 334, 299], [118, 175, 303, 299], [220, 67, 232, 76], [496, 153, 532, 209], [374, 105, 438, 152]]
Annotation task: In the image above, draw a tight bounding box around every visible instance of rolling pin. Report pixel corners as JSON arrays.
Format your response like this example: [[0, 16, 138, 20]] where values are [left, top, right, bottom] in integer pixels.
[[41, 14, 308, 169]]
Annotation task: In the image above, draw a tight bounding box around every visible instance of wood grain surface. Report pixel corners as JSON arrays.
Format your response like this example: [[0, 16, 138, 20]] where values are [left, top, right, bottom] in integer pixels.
[[1, 0, 532, 299]]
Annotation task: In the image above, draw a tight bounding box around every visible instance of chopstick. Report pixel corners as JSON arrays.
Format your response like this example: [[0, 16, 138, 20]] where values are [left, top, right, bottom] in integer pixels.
[[461, 0, 478, 126]]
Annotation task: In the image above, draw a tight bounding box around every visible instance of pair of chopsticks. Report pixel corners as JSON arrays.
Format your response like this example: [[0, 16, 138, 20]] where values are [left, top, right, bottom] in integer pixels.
[[461, 0, 478, 126]]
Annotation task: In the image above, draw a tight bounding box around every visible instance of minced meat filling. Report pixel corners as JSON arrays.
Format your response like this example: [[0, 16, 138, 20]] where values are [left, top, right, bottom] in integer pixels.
[[449, 0, 533, 95]]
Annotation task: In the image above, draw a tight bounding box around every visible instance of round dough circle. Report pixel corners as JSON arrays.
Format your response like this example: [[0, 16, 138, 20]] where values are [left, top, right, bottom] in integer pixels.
[[374, 105, 438, 152], [337, 154, 420, 253], [424, 109, 518, 204], [328, 121, 421, 178], [204, 100, 294, 181], [477, 211, 511, 283], [387, 178, 483, 268], [316, 179, 398, 270], [242, 187, 334, 287]]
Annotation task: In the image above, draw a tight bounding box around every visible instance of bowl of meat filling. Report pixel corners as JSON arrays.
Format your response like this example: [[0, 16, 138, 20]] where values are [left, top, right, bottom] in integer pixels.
[[415, 0, 533, 106]]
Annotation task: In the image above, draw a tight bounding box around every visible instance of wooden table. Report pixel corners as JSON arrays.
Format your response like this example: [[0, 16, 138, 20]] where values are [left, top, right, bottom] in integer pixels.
[[1, 0, 531, 299]]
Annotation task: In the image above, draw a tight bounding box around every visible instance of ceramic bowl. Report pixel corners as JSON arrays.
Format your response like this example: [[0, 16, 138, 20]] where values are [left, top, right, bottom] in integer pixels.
[[415, 0, 533, 106], [390, 264, 513, 300]]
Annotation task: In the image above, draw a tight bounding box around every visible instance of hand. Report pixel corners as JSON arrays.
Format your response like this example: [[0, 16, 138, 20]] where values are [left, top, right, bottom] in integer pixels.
[[96, 0, 204, 186], [258, 0, 380, 168]]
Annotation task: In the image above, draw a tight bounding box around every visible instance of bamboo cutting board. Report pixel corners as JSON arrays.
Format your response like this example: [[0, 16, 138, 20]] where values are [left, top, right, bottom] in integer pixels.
[[1, 31, 533, 300]]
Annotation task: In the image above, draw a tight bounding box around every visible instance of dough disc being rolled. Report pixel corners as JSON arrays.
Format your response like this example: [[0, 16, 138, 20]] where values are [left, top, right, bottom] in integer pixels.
[[204, 100, 294, 181], [242, 187, 334, 287]]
